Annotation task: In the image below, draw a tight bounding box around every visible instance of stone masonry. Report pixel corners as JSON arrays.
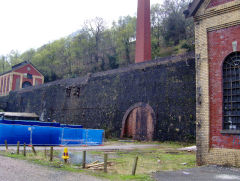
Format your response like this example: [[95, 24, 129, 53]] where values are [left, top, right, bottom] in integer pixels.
[[0, 53, 196, 142]]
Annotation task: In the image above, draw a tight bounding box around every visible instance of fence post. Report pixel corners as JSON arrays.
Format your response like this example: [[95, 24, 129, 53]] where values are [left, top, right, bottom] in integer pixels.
[[17, 141, 20, 155], [23, 143, 26, 157], [5, 140, 8, 151], [44, 148, 47, 158], [32, 145, 37, 156], [82, 151, 86, 168], [50, 146, 53, 162], [104, 153, 108, 173], [132, 156, 138, 176]]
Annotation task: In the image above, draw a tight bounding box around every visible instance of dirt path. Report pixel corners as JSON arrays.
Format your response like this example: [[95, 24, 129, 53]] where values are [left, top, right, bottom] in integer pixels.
[[0, 144, 159, 152], [0, 155, 105, 181]]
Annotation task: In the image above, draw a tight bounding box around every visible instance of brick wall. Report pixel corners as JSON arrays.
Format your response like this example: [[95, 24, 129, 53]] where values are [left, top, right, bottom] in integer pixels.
[[209, 25, 240, 149], [195, 0, 240, 166], [14, 64, 42, 77], [207, 0, 234, 8]]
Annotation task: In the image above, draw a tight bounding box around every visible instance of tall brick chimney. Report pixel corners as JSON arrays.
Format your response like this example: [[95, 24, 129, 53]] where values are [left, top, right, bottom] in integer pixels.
[[135, 0, 152, 63]]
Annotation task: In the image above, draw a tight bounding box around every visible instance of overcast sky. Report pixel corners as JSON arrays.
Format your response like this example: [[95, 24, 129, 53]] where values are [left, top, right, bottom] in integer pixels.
[[0, 0, 162, 56]]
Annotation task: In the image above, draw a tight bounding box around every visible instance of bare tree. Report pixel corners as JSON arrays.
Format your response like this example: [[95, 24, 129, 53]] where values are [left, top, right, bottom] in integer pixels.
[[83, 17, 106, 63]]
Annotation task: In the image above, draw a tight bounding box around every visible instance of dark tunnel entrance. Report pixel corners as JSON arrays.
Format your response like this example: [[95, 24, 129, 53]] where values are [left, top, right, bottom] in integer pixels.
[[121, 103, 156, 141]]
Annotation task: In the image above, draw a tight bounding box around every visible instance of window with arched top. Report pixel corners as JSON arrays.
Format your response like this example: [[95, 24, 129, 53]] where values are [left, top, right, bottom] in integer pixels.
[[223, 52, 240, 130], [22, 81, 32, 89]]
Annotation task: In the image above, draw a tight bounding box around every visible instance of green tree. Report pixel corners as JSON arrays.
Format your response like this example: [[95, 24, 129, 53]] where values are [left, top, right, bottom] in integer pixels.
[[161, 0, 193, 46], [0, 2, 194, 82], [112, 16, 136, 65], [0, 56, 10, 74], [151, 3, 164, 58], [20, 49, 35, 62]]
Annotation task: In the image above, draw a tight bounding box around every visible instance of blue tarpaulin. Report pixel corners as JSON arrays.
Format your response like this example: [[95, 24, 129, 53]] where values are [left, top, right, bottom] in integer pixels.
[[0, 120, 104, 146]]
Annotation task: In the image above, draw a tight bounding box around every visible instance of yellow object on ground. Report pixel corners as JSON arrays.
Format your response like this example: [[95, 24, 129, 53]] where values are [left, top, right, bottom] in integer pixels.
[[62, 147, 69, 160]]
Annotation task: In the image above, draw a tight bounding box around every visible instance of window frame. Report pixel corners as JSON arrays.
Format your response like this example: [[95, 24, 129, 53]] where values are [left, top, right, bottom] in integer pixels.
[[222, 51, 240, 134]]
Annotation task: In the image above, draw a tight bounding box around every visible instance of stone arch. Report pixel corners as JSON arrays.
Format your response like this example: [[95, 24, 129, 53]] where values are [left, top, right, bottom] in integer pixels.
[[22, 81, 32, 88], [121, 102, 156, 141]]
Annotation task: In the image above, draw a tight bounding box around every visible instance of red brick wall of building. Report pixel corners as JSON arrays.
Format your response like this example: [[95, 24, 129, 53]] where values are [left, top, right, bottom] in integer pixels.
[[35, 78, 43, 85], [12, 64, 43, 91], [3, 76, 6, 93], [12, 74, 20, 91], [22, 77, 33, 86], [14, 64, 42, 77], [0, 77, 3, 94], [207, 0, 234, 8], [6, 75, 9, 92], [209, 24, 240, 149], [0, 63, 43, 94]]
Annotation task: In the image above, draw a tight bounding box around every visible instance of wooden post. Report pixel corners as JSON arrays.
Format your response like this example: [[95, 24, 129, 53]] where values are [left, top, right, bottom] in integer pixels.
[[17, 141, 20, 155], [64, 159, 67, 164], [32, 146, 37, 156], [50, 146, 53, 162], [44, 148, 47, 158], [4, 140, 8, 151], [132, 156, 138, 176], [82, 151, 86, 168], [23, 143, 26, 157], [104, 153, 108, 173]]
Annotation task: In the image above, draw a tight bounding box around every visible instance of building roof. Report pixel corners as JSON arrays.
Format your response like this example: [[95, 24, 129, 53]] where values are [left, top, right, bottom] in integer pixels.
[[12, 61, 30, 70], [0, 61, 43, 77], [0, 112, 39, 118], [184, 0, 204, 18]]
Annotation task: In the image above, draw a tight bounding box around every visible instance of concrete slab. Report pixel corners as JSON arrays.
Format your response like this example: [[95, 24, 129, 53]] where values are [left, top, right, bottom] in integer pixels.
[[153, 165, 240, 181], [177, 145, 196, 151]]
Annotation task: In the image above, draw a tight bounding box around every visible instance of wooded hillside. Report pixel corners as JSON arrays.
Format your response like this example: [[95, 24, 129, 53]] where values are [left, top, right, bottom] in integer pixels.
[[0, 0, 193, 82]]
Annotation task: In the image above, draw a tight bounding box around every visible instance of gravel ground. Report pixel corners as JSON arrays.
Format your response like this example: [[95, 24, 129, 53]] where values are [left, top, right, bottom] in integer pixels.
[[0, 155, 106, 181], [153, 165, 240, 181]]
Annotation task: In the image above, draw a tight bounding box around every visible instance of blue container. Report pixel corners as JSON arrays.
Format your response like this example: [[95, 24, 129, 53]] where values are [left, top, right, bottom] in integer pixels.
[[0, 119, 104, 146], [0, 124, 62, 145], [30, 126, 62, 146], [82, 129, 104, 146], [60, 124, 83, 129], [0, 124, 31, 145], [61, 128, 84, 145]]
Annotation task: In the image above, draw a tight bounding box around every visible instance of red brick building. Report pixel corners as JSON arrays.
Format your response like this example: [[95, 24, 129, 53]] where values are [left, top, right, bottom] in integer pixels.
[[185, 0, 240, 166], [0, 61, 44, 96]]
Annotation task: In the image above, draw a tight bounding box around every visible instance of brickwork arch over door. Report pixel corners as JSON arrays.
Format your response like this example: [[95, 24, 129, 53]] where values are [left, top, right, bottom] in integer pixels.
[[22, 81, 32, 88], [121, 103, 156, 141]]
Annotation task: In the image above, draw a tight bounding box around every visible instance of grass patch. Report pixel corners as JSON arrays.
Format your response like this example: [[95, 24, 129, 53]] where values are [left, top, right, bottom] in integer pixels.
[[109, 149, 195, 175], [0, 142, 196, 181]]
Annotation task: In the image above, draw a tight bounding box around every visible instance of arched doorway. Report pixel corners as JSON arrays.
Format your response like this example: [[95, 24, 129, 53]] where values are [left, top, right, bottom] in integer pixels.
[[22, 81, 32, 88], [121, 103, 156, 141]]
